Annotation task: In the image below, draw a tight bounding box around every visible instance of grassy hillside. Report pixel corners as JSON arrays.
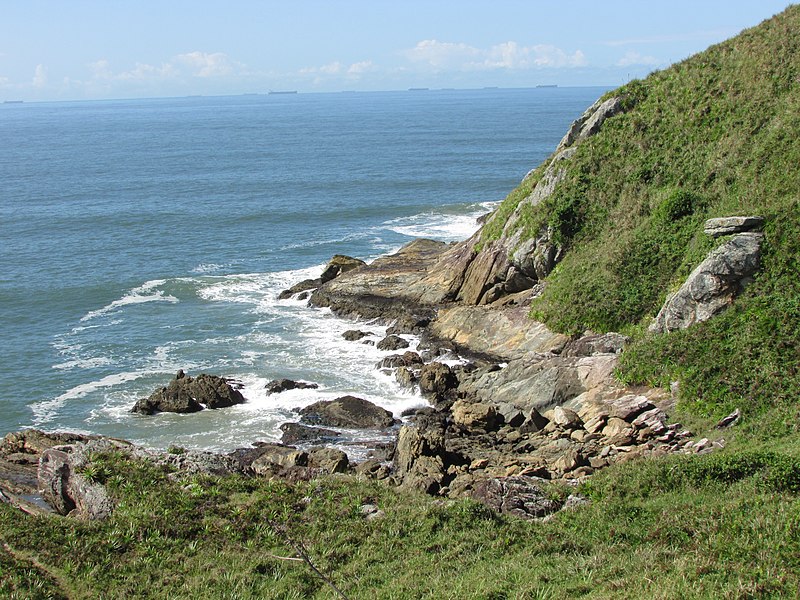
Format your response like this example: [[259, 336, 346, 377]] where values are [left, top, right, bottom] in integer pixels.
[[484, 5, 800, 428], [2, 449, 800, 599]]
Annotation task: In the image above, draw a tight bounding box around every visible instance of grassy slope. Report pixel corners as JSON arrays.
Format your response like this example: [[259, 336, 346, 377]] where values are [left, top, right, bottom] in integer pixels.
[[1, 450, 799, 599], [483, 6, 800, 430], [3, 9, 800, 600]]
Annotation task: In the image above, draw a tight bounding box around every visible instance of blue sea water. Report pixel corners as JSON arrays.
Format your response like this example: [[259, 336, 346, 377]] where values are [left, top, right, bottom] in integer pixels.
[[0, 87, 607, 453]]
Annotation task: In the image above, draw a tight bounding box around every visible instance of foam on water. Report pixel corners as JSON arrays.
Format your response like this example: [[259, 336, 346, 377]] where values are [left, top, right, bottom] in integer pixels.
[[80, 279, 179, 322]]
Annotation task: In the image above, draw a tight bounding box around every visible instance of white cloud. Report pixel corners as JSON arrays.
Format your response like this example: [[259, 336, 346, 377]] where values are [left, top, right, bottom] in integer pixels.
[[347, 61, 375, 76], [32, 64, 47, 87], [175, 51, 236, 77], [616, 51, 660, 67], [405, 40, 586, 71]]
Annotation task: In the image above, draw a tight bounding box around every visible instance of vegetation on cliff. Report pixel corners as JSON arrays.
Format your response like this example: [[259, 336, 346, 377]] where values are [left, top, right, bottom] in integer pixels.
[[484, 5, 800, 429]]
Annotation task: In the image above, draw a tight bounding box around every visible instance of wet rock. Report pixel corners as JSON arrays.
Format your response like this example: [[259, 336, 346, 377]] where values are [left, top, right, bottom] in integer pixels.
[[342, 330, 373, 341], [278, 278, 320, 300], [378, 351, 424, 369], [376, 335, 410, 351], [131, 371, 245, 415], [299, 396, 397, 429], [320, 255, 366, 283], [265, 379, 319, 395], [279, 423, 342, 445]]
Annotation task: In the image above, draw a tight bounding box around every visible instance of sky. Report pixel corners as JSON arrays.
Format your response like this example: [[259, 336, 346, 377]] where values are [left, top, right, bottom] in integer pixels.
[[0, 1, 795, 101]]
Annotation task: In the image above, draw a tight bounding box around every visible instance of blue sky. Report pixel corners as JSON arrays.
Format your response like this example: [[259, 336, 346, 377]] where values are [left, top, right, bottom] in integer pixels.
[[1, 1, 795, 101]]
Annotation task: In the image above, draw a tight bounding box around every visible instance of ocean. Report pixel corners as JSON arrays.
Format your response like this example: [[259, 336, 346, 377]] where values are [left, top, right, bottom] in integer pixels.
[[0, 87, 608, 454]]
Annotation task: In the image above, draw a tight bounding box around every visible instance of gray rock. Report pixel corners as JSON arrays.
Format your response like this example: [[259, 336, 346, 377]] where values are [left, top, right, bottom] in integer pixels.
[[320, 255, 367, 283], [299, 396, 397, 429], [265, 379, 319, 395], [471, 476, 562, 520], [378, 351, 424, 369], [394, 412, 447, 494], [376, 335, 410, 351], [38, 446, 114, 520], [279, 422, 342, 445], [650, 232, 764, 333], [704, 216, 764, 238], [342, 330, 373, 341], [131, 371, 245, 415]]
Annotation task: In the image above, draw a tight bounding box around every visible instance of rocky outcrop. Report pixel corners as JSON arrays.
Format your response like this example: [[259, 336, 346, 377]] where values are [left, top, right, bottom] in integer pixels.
[[376, 335, 410, 351], [265, 379, 319, 395], [471, 476, 561, 520], [298, 396, 398, 429], [279, 422, 342, 445], [650, 232, 764, 333], [704, 216, 765, 237], [131, 371, 246, 415], [394, 412, 448, 494], [38, 445, 115, 520], [279, 254, 366, 300]]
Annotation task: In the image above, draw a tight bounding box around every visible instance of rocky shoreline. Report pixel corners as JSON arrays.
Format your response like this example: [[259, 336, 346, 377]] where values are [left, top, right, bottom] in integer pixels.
[[1, 94, 758, 522]]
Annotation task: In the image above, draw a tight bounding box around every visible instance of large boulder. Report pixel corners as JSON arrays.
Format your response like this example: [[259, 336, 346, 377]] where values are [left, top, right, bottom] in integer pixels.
[[131, 371, 246, 415], [650, 232, 764, 333], [298, 396, 397, 429], [704, 216, 764, 237], [376, 335, 410, 351]]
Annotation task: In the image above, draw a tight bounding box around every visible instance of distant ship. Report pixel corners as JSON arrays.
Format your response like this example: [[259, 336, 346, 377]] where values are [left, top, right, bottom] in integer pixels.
[[408, 87, 429, 91], [3, 100, 23, 104], [536, 84, 558, 88], [268, 90, 298, 95]]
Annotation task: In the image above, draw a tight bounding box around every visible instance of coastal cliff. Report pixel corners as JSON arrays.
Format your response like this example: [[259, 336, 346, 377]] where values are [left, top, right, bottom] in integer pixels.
[[3, 6, 800, 598]]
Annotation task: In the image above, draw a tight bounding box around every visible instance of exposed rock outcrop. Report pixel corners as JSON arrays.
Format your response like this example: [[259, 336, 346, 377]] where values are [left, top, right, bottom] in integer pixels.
[[704, 215, 765, 237], [131, 371, 246, 415], [298, 396, 398, 429], [265, 379, 319, 395], [650, 232, 764, 333]]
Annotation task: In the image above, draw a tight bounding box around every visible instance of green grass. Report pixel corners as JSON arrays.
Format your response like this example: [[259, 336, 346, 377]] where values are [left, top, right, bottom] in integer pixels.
[[2, 448, 800, 599]]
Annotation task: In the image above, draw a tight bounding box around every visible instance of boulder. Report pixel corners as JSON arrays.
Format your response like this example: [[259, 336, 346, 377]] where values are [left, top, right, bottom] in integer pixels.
[[265, 379, 319, 395], [320, 255, 367, 283], [650, 232, 764, 333], [471, 476, 562, 520], [704, 216, 764, 238], [279, 423, 342, 445], [299, 396, 397, 429], [561, 332, 630, 357], [451, 400, 502, 431], [308, 448, 349, 474], [551, 406, 583, 429], [278, 278, 321, 300], [342, 330, 373, 341], [394, 412, 447, 494], [376, 335, 410, 351], [248, 444, 308, 476], [418, 362, 458, 399], [131, 371, 245, 415], [378, 351, 423, 369]]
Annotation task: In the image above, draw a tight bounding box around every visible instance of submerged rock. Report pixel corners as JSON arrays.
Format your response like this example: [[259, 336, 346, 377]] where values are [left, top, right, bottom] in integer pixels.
[[265, 379, 319, 395]]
